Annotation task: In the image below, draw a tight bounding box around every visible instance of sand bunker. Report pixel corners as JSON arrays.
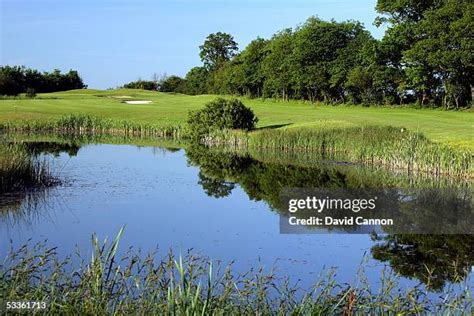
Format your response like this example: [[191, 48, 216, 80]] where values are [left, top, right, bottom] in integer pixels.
[[125, 100, 152, 104], [111, 95, 133, 99]]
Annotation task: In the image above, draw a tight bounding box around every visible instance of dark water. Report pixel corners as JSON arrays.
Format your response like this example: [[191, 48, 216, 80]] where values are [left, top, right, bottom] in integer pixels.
[[1, 140, 473, 293]]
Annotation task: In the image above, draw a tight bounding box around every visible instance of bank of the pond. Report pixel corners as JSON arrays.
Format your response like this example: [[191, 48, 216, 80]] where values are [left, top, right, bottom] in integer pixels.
[[1, 230, 471, 315], [1, 113, 472, 177], [1, 89, 473, 150], [204, 126, 472, 177], [0, 114, 182, 138]]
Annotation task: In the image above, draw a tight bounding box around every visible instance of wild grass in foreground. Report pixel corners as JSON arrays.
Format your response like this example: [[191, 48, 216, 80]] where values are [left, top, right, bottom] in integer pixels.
[[204, 126, 473, 177], [0, 229, 472, 315], [0, 114, 182, 138], [0, 143, 55, 194]]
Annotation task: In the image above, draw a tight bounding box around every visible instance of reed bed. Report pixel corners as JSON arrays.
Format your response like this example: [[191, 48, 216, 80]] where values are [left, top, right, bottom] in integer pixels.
[[0, 229, 471, 315], [0, 144, 54, 194], [203, 126, 473, 178], [2, 114, 472, 177], [0, 114, 182, 138]]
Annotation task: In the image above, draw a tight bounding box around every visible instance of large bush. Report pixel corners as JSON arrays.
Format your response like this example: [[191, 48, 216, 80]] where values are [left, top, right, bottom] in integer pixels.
[[186, 98, 258, 140]]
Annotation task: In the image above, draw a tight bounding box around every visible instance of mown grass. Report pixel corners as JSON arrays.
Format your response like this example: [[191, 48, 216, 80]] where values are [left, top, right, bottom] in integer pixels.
[[0, 143, 55, 194], [1, 89, 472, 176], [204, 126, 473, 177], [0, 89, 472, 150], [0, 229, 472, 315]]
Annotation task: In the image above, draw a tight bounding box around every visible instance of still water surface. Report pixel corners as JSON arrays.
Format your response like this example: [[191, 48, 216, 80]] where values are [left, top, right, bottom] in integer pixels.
[[1, 141, 472, 293]]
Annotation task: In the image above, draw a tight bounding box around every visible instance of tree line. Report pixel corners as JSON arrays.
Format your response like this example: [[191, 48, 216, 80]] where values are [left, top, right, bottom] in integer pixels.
[[162, 0, 473, 108], [0, 66, 86, 96], [121, 75, 186, 93]]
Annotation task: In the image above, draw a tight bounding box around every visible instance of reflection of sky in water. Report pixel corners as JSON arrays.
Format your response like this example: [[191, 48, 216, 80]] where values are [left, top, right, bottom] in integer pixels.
[[0, 144, 472, 293]]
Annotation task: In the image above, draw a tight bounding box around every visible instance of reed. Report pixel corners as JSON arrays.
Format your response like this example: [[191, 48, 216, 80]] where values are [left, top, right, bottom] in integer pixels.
[[0, 229, 471, 315], [0, 114, 182, 138], [203, 126, 473, 177], [0, 144, 55, 194], [2, 114, 472, 176]]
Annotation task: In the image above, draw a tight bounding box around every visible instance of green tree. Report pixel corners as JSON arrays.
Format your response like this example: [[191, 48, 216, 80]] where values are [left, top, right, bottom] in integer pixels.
[[235, 37, 268, 98], [261, 28, 296, 100], [292, 17, 373, 103], [403, 0, 473, 108], [199, 32, 238, 70], [184, 67, 209, 95], [0, 66, 85, 96], [159, 75, 186, 93], [123, 80, 158, 90], [375, 0, 472, 107]]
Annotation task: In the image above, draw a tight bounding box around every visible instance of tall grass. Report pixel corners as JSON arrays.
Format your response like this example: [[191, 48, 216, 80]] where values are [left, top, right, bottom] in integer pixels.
[[0, 114, 182, 138], [0, 229, 471, 314], [2, 114, 472, 176], [0, 144, 54, 194], [204, 126, 473, 177]]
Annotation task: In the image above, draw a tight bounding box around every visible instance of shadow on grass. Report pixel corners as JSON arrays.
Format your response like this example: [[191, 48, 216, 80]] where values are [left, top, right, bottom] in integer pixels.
[[256, 123, 292, 130]]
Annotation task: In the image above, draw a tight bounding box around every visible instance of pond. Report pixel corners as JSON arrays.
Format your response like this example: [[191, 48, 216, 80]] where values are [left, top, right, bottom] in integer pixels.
[[1, 136, 473, 294]]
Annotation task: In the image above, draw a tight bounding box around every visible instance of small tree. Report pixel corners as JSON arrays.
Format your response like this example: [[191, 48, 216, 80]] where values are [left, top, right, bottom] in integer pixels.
[[186, 98, 258, 140]]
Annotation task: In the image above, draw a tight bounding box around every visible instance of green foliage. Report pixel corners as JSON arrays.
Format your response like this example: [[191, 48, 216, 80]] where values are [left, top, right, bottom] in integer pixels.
[[403, 0, 473, 108], [186, 98, 258, 140], [159, 75, 186, 93], [122, 80, 158, 90], [203, 125, 472, 177], [0, 143, 55, 193], [376, 0, 473, 108], [199, 32, 238, 70], [184, 66, 209, 95], [174, 4, 473, 108], [0, 230, 471, 314], [0, 114, 182, 138], [0, 66, 86, 96], [231, 38, 268, 97]]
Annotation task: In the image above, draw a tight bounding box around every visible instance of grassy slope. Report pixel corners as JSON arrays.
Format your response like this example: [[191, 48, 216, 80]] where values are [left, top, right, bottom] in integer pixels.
[[0, 89, 472, 149]]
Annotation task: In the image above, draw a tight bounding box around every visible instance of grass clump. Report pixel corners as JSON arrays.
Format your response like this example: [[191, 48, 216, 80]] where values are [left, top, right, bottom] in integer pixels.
[[0, 229, 472, 315], [0, 143, 54, 194], [204, 126, 472, 177], [186, 98, 258, 140]]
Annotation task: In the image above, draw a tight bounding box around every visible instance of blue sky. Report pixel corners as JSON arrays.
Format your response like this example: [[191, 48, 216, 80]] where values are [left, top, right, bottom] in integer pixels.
[[1, 0, 385, 89]]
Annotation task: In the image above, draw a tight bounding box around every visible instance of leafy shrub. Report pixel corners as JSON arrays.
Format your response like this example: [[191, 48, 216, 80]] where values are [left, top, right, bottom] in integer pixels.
[[186, 98, 258, 140]]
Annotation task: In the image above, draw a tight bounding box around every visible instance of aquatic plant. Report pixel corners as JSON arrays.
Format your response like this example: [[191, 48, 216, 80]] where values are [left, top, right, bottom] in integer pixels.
[[203, 126, 473, 177], [0, 144, 55, 194], [0, 229, 471, 315], [0, 114, 182, 138], [1, 113, 471, 177]]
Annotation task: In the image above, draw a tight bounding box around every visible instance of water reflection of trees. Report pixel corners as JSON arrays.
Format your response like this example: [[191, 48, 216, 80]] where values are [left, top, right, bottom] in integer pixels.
[[186, 145, 474, 290], [23, 141, 81, 157], [371, 234, 474, 291]]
